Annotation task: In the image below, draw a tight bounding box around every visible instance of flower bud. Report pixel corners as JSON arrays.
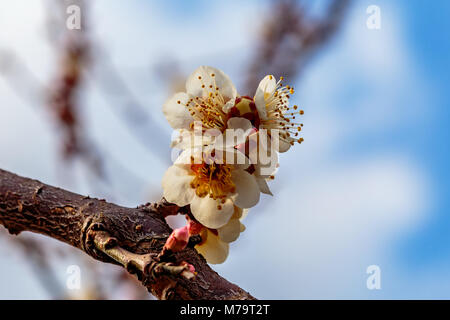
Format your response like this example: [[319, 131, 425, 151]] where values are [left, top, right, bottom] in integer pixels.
[[187, 217, 204, 235], [164, 226, 189, 252], [180, 261, 196, 274]]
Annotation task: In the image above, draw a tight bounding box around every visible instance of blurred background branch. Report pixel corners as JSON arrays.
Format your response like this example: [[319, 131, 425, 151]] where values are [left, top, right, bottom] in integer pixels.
[[245, 0, 350, 93]]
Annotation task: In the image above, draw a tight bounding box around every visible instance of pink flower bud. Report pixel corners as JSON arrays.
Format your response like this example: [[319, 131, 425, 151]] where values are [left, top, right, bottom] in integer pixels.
[[181, 261, 196, 274], [187, 218, 204, 235], [164, 226, 189, 252]]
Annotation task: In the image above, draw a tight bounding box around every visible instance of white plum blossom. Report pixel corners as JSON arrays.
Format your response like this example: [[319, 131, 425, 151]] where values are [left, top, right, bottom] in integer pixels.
[[160, 66, 305, 264], [163, 66, 237, 132], [254, 75, 304, 152], [162, 146, 260, 230]]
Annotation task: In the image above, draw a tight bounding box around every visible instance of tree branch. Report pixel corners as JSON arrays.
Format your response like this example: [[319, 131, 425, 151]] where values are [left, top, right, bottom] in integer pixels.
[[0, 168, 255, 300]]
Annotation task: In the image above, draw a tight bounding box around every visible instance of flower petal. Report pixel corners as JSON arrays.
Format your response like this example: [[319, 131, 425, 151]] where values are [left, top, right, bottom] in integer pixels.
[[220, 117, 253, 146], [174, 147, 207, 165], [256, 177, 273, 196], [231, 169, 260, 209], [254, 75, 276, 120], [209, 147, 249, 169], [248, 132, 279, 177], [227, 117, 253, 132], [222, 99, 235, 114], [162, 92, 194, 130], [232, 205, 243, 219], [263, 130, 292, 153], [259, 75, 277, 94], [171, 129, 213, 150], [240, 209, 249, 221], [162, 165, 195, 206], [278, 137, 292, 153], [190, 195, 234, 229], [217, 217, 241, 243], [186, 66, 237, 101], [195, 229, 229, 264]]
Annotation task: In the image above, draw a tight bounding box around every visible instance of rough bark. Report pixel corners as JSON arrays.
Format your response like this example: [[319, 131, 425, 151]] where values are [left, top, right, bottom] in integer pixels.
[[0, 168, 255, 300]]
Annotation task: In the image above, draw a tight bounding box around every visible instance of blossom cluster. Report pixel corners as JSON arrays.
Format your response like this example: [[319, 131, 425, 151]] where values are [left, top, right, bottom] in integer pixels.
[[161, 66, 304, 264]]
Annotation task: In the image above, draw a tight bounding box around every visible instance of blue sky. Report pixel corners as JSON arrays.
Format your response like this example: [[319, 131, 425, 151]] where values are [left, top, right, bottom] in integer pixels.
[[1, 0, 450, 299], [394, 0, 450, 266]]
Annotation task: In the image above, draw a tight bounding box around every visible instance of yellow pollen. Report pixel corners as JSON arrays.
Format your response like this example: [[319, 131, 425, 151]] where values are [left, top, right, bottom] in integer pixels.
[[190, 163, 236, 200]]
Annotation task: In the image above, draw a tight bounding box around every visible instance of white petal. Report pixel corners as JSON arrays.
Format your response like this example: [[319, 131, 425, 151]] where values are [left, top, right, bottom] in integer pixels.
[[278, 137, 292, 153], [218, 217, 241, 243], [266, 130, 292, 153], [222, 99, 235, 114], [190, 195, 234, 229], [170, 130, 195, 150], [254, 97, 267, 120], [170, 130, 184, 148], [220, 117, 253, 147], [254, 75, 276, 121], [240, 209, 249, 221], [233, 206, 243, 219], [227, 117, 253, 131], [195, 229, 229, 264], [186, 66, 237, 101], [254, 163, 278, 179], [174, 147, 206, 165], [231, 170, 260, 209], [162, 92, 193, 130], [209, 147, 249, 169], [256, 177, 273, 196], [161, 165, 195, 206], [248, 132, 279, 176], [258, 75, 277, 93]]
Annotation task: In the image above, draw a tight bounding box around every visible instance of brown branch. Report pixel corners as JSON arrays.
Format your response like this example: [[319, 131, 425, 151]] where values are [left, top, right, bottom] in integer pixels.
[[0, 168, 254, 300]]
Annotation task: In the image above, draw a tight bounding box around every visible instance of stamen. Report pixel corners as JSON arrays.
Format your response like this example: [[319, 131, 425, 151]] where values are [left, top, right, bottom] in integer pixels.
[[190, 163, 236, 200], [257, 76, 304, 149]]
